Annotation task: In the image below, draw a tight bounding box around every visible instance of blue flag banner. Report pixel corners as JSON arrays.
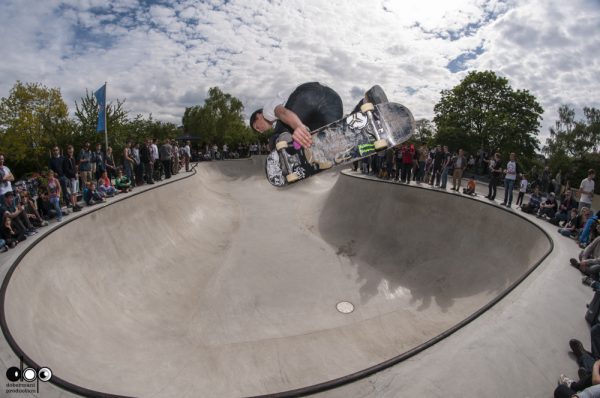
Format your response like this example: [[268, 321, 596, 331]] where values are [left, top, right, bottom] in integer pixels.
[[94, 84, 106, 132]]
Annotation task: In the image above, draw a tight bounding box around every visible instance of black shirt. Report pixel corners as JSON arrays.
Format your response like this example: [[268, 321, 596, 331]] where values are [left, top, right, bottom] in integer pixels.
[[63, 156, 77, 179], [49, 156, 64, 177]]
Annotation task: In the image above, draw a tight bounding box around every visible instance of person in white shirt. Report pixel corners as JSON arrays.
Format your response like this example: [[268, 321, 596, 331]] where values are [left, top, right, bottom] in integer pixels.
[[501, 152, 519, 208], [517, 174, 528, 207], [579, 169, 596, 211], [183, 141, 191, 172], [0, 154, 14, 197]]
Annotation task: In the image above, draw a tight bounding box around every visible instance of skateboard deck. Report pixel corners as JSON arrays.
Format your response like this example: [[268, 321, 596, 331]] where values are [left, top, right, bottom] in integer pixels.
[[265, 101, 415, 187]]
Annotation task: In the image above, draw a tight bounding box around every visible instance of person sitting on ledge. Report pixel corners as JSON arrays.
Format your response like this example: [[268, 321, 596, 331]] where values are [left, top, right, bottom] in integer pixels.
[[538, 192, 558, 220], [97, 171, 117, 197], [521, 186, 543, 214], [462, 176, 477, 196], [114, 169, 132, 193]]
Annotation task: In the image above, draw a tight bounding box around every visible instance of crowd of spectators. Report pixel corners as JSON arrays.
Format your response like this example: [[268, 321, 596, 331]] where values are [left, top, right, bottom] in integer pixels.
[[196, 143, 269, 161], [0, 138, 195, 253]]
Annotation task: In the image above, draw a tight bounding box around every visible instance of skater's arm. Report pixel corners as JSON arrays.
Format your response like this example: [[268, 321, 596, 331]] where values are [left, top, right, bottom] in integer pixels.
[[274, 105, 312, 148]]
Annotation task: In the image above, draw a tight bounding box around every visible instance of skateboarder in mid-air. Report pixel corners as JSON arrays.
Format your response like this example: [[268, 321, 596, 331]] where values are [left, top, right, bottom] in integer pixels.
[[250, 82, 387, 149]]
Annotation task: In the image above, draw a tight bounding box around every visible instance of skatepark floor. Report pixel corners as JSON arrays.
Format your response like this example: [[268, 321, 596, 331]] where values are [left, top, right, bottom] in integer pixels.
[[0, 156, 591, 398]]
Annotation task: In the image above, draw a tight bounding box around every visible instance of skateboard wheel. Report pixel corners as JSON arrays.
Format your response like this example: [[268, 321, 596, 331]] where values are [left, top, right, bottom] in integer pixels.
[[286, 173, 300, 183], [275, 141, 289, 151], [360, 102, 375, 113], [318, 161, 333, 170], [374, 139, 388, 151]]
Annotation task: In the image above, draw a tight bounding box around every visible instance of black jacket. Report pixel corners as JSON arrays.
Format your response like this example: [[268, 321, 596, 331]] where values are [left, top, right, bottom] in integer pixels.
[[63, 156, 77, 179]]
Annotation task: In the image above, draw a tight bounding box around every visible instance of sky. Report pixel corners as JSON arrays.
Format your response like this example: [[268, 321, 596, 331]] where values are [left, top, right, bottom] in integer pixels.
[[0, 0, 598, 142]]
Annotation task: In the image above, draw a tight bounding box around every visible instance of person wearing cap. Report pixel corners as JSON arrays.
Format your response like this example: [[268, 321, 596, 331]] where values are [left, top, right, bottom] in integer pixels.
[[250, 83, 386, 150]]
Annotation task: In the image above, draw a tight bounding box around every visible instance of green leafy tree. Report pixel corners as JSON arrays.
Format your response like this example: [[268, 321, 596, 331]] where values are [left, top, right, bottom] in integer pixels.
[[414, 118, 436, 145], [433, 70, 543, 158], [73, 89, 128, 149], [544, 105, 600, 190], [0, 81, 73, 176], [183, 87, 258, 147]]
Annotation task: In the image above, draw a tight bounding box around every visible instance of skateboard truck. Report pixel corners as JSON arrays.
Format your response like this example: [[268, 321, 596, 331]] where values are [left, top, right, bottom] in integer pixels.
[[275, 136, 300, 183], [360, 102, 388, 151]]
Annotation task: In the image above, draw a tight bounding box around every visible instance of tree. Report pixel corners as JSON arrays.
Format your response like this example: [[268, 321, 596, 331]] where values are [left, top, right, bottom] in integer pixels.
[[433, 70, 543, 158], [74, 89, 128, 149], [414, 119, 436, 145], [0, 81, 72, 176], [544, 105, 600, 158], [182, 87, 258, 147], [544, 105, 600, 189]]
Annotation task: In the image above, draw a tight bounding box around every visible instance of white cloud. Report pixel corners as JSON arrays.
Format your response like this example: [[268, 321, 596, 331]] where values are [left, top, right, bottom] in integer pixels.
[[0, 0, 597, 146]]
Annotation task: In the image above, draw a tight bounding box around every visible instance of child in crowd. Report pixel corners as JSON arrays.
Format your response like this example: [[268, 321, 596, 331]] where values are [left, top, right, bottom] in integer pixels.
[[462, 176, 477, 196], [97, 171, 117, 197], [559, 208, 583, 238], [114, 169, 132, 193], [517, 174, 528, 207], [83, 182, 106, 206]]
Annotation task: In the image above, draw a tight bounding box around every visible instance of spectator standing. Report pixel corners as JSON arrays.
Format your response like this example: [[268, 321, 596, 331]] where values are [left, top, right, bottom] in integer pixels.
[[580, 169, 596, 212], [451, 149, 467, 191], [92, 144, 106, 180], [140, 139, 154, 184], [49, 146, 70, 205], [132, 143, 142, 186], [516, 174, 528, 207], [501, 152, 519, 208], [0, 154, 15, 198], [439, 146, 452, 189], [63, 145, 82, 212], [172, 141, 180, 175], [417, 143, 428, 183], [123, 142, 135, 183], [183, 141, 191, 172], [78, 142, 93, 187], [223, 143, 229, 160], [400, 144, 414, 183], [430, 145, 443, 187], [150, 139, 160, 175], [541, 166, 550, 194], [105, 146, 117, 180], [159, 139, 173, 179], [486, 153, 502, 201]]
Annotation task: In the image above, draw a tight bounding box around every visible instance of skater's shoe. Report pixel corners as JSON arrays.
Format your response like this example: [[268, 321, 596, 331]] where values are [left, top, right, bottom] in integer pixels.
[[558, 374, 575, 388], [365, 85, 388, 105]]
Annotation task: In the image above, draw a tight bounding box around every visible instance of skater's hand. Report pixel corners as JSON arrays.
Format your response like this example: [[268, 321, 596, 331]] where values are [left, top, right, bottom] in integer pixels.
[[292, 125, 312, 148]]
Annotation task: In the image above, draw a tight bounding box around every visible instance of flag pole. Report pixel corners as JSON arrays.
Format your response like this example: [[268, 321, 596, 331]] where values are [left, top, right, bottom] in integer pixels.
[[104, 81, 108, 150]]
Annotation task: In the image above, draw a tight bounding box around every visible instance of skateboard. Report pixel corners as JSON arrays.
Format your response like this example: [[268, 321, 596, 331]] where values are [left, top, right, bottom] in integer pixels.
[[265, 101, 416, 187]]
